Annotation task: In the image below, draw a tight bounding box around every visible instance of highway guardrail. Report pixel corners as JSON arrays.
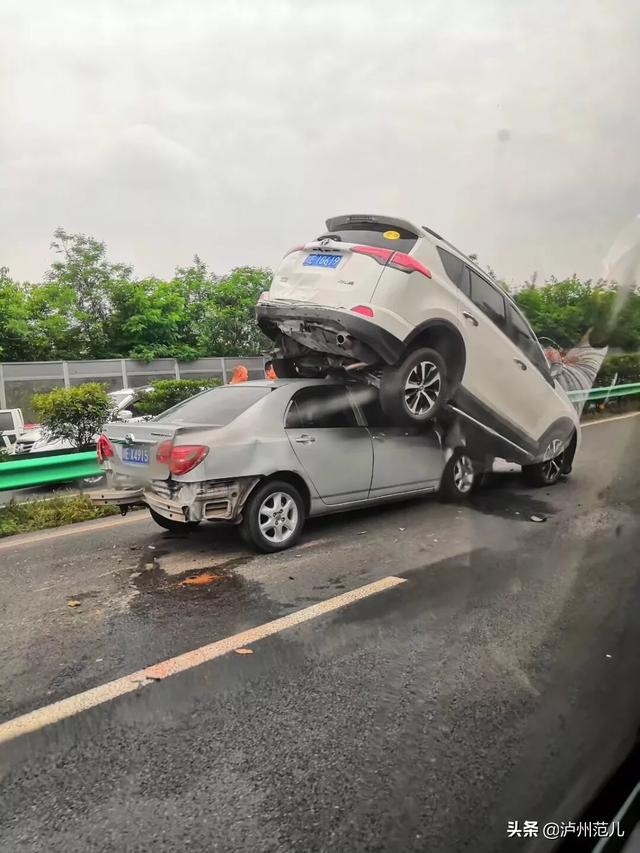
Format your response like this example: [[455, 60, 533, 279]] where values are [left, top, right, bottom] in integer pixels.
[[566, 382, 640, 403], [0, 451, 102, 492]]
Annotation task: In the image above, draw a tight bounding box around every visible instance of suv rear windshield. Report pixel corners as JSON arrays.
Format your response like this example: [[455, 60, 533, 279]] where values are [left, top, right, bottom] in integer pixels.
[[155, 386, 271, 426], [318, 222, 417, 254]]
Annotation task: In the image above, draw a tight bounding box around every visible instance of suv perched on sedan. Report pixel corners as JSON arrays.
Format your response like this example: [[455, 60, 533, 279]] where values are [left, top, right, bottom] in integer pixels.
[[256, 214, 580, 484]]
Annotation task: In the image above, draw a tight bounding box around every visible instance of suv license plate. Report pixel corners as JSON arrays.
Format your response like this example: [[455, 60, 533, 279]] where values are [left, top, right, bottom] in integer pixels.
[[303, 253, 342, 269], [122, 446, 150, 465]]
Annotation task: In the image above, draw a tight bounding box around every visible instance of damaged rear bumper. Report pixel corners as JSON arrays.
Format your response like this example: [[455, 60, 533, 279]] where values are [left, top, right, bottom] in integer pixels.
[[91, 477, 260, 524], [256, 300, 404, 366]]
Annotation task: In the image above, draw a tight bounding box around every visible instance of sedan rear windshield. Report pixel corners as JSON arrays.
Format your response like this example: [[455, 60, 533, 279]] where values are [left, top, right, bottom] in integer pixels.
[[317, 222, 417, 254], [155, 386, 271, 426]]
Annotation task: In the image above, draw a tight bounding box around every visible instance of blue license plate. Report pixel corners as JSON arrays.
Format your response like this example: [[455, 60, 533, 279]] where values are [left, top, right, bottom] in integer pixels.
[[303, 253, 342, 269], [122, 445, 150, 465]]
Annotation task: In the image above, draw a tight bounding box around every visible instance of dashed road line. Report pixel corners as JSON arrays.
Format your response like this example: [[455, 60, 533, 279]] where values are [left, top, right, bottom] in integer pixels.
[[0, 575, 406, 745]]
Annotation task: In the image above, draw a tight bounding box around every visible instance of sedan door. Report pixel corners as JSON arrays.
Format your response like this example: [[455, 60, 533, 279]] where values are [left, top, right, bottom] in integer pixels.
[[285, 385, 373, 506], [348, 385, 444, 498]]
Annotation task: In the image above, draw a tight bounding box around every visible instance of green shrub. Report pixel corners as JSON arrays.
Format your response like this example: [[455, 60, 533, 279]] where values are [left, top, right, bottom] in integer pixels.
[[135, 378, 221, 416], [33, 382, 114, 446], [596, 354, 640, 386], [0, 495, 118, 538]]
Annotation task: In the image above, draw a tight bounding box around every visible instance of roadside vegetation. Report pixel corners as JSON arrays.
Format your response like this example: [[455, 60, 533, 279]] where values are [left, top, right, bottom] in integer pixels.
[[135, 378, 221, 416], [0, 495, 119, 538], [1, 230, 639, 379], [33, 383, 115, 447]]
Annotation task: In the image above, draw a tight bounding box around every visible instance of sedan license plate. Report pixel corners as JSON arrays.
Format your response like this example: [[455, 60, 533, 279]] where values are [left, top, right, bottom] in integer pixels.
[[122, 445, 150, 465], [303, 253, 342, 269]]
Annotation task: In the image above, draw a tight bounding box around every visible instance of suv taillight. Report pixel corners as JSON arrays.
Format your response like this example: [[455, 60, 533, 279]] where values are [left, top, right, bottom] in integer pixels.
[[97, 434, 114, 463], [351, 245, 393, 265], [388, 251, 432, 278], [156, 441, 209, 476], [351, 245, 431, 279]]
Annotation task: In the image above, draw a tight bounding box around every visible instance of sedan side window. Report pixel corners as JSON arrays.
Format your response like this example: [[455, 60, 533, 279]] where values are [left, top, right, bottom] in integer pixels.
[[285, 387, 359, 429], [468, 270, 507, 330]]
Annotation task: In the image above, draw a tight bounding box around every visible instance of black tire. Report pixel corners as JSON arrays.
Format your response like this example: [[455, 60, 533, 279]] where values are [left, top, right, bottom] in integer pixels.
[[522, 437, 568, 487], [149, 508, 200, 533], [271, 358, 298, 379], [240, 479, 305, 553], [438, 450, 476, 501], [379, 346, 448, 425]]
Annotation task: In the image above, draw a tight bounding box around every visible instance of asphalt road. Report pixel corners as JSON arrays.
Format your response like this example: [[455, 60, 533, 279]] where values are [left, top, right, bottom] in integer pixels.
[[0, 414, 639, 853]]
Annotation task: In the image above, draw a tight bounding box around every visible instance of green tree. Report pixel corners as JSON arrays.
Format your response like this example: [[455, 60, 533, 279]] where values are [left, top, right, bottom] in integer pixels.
[[0, 268, 32, 360], [200, 266, 272, 356], [46, 228, 133, 358]]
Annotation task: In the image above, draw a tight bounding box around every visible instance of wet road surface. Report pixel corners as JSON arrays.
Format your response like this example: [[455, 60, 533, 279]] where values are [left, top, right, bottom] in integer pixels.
[[0, 415, 639, 852]]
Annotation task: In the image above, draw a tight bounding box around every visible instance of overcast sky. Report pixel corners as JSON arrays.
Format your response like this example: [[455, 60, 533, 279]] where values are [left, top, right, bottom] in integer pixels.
[[1, 0, 639, 285]]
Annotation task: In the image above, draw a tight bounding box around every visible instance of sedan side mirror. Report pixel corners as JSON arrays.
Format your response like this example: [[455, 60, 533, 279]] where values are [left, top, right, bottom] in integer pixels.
[[118, 409, 133, 421]]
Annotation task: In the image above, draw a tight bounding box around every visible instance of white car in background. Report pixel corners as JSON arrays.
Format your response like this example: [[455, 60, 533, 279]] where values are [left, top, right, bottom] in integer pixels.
[[16, 386, 152, 454], [257, 214, 580, 485]]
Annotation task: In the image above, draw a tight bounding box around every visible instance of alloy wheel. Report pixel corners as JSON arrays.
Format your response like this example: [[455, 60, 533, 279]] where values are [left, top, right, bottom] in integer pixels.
[[404, 360, 442, 416], [258, 491, 299, 544], [541, 438, 565, 482], [453, 455, 475, 494]]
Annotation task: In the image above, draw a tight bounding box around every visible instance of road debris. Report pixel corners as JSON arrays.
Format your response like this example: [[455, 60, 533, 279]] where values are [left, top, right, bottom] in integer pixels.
[[67, 600, 81, 608], [530, 514, 547, 523], [357, 531, 367, 535], [399, 527, 406, 531], [235, 648, 254, 655], [181, 571, 222, 587]]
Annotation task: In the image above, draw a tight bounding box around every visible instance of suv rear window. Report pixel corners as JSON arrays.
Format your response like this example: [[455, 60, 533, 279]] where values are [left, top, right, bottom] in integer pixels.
[[317, 222, 417, 254], [155, 386, 271, 426]]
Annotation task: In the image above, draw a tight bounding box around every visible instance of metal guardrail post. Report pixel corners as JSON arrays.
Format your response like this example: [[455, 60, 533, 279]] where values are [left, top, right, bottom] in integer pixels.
[[0, 363, 6, 409], [62, 361, 70, 389], [120, 359, 128, 388], [221, 357, 228, 384]]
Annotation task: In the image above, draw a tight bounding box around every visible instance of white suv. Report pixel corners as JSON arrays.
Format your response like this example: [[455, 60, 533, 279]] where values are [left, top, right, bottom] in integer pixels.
[[256, 214, 580, 485]]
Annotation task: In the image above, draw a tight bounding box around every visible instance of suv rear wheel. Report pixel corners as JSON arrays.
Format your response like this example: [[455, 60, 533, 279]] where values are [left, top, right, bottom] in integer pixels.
[[379, 347, 447, 425]]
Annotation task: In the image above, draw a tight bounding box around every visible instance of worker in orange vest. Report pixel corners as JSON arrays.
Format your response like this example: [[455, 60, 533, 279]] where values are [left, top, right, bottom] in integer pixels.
[[229, 364, 249, 384], [265, 360, 277, 380]]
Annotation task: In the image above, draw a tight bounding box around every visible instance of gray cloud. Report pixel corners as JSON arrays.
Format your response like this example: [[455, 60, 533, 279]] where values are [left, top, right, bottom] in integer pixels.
[[1, 0, 639, 283]]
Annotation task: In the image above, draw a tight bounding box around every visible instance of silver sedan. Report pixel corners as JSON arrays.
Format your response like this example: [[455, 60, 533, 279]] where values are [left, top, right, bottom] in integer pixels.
[[92, 380, 475, 552]]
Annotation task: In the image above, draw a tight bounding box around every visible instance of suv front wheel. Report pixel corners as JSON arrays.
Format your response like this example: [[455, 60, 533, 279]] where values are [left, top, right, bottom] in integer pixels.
[[379, 347, 448, 425]]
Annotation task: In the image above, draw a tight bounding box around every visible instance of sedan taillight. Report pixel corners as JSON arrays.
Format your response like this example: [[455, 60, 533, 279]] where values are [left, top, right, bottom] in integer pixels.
[[97, 434, 114, 463], [156, 441, 209, 476]]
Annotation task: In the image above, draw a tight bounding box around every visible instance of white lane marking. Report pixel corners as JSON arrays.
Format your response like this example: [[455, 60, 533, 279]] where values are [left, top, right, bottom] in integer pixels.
[[0, 575, 406, 745], [582, 411, 640, 427], [0, 512, 148, 551]]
